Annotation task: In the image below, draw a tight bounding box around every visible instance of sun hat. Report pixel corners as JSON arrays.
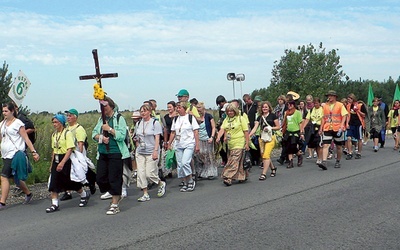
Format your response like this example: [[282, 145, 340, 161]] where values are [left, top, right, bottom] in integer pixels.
[[325, 90, 338, 96], [131, 111, 141, 119], [287, 91, 300, 100]]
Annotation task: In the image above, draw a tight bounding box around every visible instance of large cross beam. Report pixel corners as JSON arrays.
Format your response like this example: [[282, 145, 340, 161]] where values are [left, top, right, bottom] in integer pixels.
[[79, 49, 118, 124]]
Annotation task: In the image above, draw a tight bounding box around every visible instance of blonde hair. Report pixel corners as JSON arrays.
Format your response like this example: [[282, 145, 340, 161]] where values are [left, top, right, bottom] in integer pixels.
[[196, 102, 205, 110], [225, 103, 239, 116], [176, 101, 188, 108], [277, 95, 286, 102], [139, 104, 152, 112]]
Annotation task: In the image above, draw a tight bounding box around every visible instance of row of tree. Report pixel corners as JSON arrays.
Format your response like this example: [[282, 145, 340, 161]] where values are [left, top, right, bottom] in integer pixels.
[[251, 42, 400, 107], [2, 43, 400, 114]]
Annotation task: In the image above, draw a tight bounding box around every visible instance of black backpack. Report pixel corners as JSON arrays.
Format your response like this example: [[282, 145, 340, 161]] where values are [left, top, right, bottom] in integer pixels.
[[174, 114, 193, 124], [65, 125, 89, 150], [17, 112, 36, 144]]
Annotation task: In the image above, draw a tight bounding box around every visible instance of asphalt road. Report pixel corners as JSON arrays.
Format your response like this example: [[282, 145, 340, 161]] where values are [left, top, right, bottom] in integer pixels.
[[1, 140, 400, 249]]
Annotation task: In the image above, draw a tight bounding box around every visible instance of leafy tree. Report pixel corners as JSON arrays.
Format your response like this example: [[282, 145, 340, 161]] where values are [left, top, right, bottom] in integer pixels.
[[253, 42, 348, 103], [0, 61, 12, 104]]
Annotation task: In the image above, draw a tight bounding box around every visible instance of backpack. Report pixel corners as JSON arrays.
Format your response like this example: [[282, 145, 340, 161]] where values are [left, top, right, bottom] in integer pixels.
[[117, 114, 134, 152], [17, 112, 36, 144], [174, 114, 193, 124], [67, 124, 89, 150]]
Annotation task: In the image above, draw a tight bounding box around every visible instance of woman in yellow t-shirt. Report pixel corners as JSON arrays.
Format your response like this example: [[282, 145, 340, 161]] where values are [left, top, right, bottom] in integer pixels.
[[388, 100, 399, 149], [216, 103, 249, 186], [46, 114, 89, 213]]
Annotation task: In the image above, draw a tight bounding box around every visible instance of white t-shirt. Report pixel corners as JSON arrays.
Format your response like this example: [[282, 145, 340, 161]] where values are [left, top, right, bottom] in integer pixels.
[[0, 119, 25, 159], [171, 114, 199, 149], [135, 118, 163, 155]]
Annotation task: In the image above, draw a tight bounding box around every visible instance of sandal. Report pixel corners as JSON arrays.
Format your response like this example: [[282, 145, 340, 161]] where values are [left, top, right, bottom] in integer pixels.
[[270, 168, 277, 177], [259, 174, 267, 181], [223, 179, 232, 186], [45, 204, 59, 213], [79, 192, 90, 207]]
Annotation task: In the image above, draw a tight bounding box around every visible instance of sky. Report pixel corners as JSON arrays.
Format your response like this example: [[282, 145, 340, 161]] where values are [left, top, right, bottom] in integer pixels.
[[1, 0, 399, 113]]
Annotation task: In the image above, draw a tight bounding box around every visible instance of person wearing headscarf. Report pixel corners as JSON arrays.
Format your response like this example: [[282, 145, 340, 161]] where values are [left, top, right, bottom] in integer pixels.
[[0, 102, 39, 210], [46, 113, 89, 213]]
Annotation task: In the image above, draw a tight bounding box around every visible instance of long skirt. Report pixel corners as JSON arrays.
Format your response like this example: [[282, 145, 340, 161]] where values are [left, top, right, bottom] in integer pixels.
[[221, 149, 246, 181], [48, 154, 83, 193], [194, 140, 218, 178]]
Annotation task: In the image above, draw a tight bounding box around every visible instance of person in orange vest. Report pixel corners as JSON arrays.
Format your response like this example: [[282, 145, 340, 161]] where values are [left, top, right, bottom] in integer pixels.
[[318, 90, 348, 170], [344, 94, 368, 160]]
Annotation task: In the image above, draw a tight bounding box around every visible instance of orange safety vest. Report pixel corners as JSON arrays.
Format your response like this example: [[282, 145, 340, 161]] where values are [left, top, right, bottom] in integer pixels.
[[323, 102, 345, 131], [346, 103, 365, 129]]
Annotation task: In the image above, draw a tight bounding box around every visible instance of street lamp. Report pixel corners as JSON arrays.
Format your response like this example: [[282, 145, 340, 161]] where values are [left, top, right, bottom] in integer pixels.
[[236, 73, 245, 100], [226, 73, 245, 99], [227, 73, 236, 98]]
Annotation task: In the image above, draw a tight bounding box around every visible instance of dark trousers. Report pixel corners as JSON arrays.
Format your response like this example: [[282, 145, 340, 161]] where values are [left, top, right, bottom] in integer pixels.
[[86, 168, 96, 186], [250, 135, 261, 165], [279, 140, 288, 161], [96, 153, 123, 195]]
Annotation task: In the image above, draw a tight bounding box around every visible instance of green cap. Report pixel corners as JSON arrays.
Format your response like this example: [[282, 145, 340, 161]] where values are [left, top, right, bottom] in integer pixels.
[[65, 108, 79, 117], [176, 89, 189, 97]]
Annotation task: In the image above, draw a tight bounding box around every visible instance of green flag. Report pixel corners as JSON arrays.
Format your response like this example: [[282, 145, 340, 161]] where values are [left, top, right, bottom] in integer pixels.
[[367, 83, 374, 106], [393, 84, 400, 103]]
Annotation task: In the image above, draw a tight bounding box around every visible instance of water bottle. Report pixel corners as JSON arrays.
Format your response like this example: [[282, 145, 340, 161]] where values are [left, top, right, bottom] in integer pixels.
[[337, 128, 342, 137]]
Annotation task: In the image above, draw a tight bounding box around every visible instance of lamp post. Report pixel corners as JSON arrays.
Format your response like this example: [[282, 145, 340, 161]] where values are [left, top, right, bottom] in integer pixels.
[[227, 73, 236, 98], [226, 73, 245, 99], [236, 73, 245, 100]]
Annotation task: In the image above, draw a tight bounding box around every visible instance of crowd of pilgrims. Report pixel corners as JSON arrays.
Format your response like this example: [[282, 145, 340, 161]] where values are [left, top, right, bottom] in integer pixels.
[[0, 88, 395, 214]]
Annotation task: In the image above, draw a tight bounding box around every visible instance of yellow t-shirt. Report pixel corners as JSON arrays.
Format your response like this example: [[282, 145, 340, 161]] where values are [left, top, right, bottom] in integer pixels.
[[388, 109, 399, 128], [52, 129, 75, 154], [221, 115, 248, 149], [186, 104, 200, 118], [67, 123, 87, 145], [306, 107, 323, 125]]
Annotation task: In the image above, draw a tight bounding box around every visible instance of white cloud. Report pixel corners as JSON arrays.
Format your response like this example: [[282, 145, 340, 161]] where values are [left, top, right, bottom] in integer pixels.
[[1, 2, 400, 112]]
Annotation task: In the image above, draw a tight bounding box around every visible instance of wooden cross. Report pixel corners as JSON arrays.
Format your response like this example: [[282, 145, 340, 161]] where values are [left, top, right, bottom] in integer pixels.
[[79, 49, 118, 124], [79, 49, 118, 149]]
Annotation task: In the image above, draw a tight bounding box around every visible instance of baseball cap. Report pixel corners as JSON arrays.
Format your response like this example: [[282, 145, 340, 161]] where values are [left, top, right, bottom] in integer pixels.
[[176, 89, 189, 97], [65, 108, 79, 117]]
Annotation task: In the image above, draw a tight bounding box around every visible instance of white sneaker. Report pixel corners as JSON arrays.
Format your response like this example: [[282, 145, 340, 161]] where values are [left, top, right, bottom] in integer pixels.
[[137, 194, 150, 202], [157, 181, 166, 197], [100, 192, 112, 200], [121, 189, 127, 198]]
